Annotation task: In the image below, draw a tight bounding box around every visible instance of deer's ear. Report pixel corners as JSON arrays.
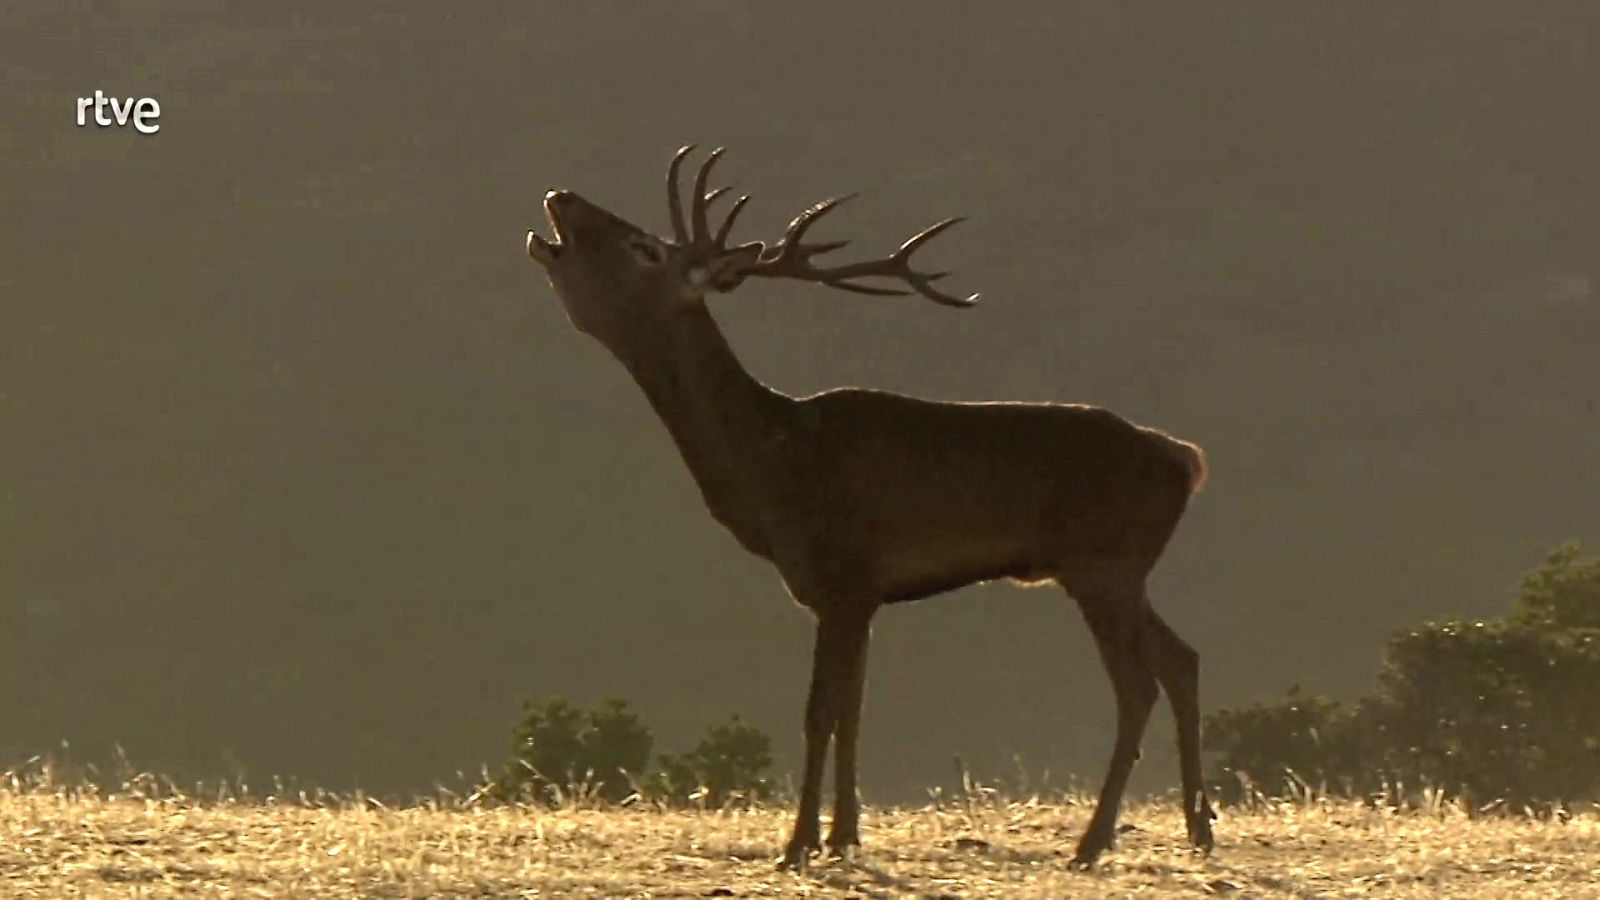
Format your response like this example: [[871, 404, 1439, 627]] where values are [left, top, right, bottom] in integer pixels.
[[698, 242, 765, 293]]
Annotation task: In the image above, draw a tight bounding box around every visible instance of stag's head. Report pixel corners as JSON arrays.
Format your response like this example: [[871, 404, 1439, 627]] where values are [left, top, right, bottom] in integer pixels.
[[526, 146, 978, 340]]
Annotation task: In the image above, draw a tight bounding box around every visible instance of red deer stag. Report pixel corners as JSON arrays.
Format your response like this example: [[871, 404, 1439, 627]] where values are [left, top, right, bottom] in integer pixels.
[[523, 146, 1214, 869]]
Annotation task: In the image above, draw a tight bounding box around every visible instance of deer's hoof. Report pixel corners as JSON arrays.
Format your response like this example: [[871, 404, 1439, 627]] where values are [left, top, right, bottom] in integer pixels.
[[825, 825, 860, 860], [1070, 829, 1114, 870], [1187, 803, 1217, 854], [777, 841, 818, 871]]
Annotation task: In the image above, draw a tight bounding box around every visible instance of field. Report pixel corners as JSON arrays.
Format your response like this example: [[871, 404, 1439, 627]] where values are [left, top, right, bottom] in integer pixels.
[[4, 779, 1599, 900]]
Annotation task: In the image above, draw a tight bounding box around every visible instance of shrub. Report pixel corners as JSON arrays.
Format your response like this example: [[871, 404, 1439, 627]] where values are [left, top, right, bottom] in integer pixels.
[[1512, 541, 1600, 631], [486, 699, 776, 808], [1205, 542, 1600, 809], [1374, 618, 1600, 805], [490, 697, 652, 803], [655, 715, 774, 807], [1202, 689, 1372, 803]]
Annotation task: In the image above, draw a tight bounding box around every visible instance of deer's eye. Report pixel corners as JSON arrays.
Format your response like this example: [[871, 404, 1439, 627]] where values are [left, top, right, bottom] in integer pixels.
[[628, 239, 667, 267]]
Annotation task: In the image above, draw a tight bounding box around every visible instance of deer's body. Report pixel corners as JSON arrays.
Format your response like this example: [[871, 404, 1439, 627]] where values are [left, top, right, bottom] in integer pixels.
[[791, 389, 1203, 602], [525, 147, 1215, 869]]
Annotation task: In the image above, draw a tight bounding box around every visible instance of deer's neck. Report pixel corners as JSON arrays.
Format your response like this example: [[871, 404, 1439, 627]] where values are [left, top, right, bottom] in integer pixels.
[[615, 303, 792, 554]]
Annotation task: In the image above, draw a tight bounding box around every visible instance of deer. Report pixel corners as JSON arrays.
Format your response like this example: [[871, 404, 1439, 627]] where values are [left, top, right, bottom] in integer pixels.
[[523, 146, 1216, 870]]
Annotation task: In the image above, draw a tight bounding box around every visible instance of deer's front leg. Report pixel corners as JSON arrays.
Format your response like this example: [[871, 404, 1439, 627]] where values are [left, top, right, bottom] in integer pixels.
[[780, 610, 870, 870], [826, 612, 873, 856]]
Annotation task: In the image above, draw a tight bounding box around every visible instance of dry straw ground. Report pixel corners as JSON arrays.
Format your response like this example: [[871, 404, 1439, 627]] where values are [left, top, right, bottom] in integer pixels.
[[3, 779, 1598, 899]]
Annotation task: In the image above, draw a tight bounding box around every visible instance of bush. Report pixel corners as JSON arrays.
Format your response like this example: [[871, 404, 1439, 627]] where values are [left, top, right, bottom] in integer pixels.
[[1512, 542, 1600, 631], [1202, 689, 1372, 803], [655, 715, 774, 807], [1374, 618, 1600, 805], [486, 699, 775, 808], [489, 697, 653, 803], [1205, 542, 1600, 809]]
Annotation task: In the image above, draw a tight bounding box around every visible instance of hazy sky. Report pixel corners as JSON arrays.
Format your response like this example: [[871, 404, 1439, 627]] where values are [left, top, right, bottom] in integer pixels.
[[3, 3, 1596, 799]]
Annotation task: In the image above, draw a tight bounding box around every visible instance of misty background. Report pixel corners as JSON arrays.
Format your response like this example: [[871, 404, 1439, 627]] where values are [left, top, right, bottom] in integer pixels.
[[2, 3, 1596, 800]]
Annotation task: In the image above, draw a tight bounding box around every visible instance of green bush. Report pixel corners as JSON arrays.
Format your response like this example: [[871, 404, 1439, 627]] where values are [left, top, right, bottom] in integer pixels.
[[486, 699, 775, 808], [1205, 542, 1600, 808], [1202, 689, 1372, 802], [1374, 617, 1600, 805], [1512, 542, 1600, 631], [489, 697, 653, 803], [655, 715, 774, 807]]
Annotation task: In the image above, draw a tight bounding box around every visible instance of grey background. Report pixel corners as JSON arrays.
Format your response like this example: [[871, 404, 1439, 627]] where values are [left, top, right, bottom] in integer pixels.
[[2, 3, 1596, 799]]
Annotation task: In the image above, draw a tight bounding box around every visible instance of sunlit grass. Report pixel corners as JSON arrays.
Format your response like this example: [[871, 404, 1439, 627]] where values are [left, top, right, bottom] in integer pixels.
[[3, 760, 1598, 898]]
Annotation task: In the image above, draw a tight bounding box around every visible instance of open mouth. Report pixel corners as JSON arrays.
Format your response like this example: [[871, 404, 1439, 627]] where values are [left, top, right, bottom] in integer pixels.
[[525, 194, 567, 265]]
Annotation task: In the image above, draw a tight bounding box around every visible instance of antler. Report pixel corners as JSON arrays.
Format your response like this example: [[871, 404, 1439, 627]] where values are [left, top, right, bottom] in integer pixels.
[[665, 146, 979, 307], [667, 145, 751, 254], [746, 197, 978, 307]]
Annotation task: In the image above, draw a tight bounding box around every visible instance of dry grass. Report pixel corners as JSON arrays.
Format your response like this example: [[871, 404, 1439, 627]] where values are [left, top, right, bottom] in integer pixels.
[[3, 777, 1598, 899]]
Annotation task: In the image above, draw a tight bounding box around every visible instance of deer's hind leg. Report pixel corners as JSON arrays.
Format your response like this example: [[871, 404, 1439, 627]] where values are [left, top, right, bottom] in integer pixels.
[[1063, 576, 1159, 868], [1143, 609, 1215, 852]]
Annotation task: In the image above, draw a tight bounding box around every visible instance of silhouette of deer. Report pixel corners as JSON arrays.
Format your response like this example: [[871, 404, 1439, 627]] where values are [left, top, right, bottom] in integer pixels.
[[524, 146, 1214, 869]]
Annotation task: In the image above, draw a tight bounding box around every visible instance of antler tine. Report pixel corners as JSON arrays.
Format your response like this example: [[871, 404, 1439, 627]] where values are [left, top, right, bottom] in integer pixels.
[[906, 279, 979, 308], [690, 147, 726, 244], [703, 185, 733, 206], [714, 194, 752, 248], [797, 238, 851, 258], [896, 217, 965, 261], [890, 217, 980, 307], [667, 145, 695, 243], [767, 194, 857, 263]]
